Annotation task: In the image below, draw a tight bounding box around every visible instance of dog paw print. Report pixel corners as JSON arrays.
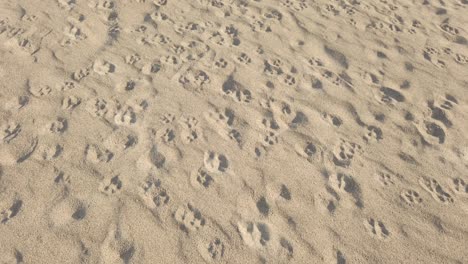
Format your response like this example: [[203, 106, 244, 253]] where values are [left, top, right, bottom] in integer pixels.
[[72, 67, 91, 81], [114, 106, 137, 125], [332, 140, 361, 167], [263, 131, 279, 146], [195, 167, 214, 188], [62, 95, 81, 110], [453, 53, 468, 65], [39, 143, 63, 160], [238, 221, 270, 249], [204, 151, 229, 173], [439, 23, 459, 35], [237, 52, 252, 64], [49, 118, 68, 134], [161, 113, 175, 124], [450, 178, 468, 195], [153, 0, 167, 7], [206, 238, 225, 260], [174, 203, 205, 232], [100, 175, 122, 195], [215, 58, 228, 68], [424, 121, 446, 144], [400, 190, 422, 205], [85, 144, 113, 163], [365, 218, 390, 240], [283, 74, 296, 86], [322, 113, 342, 127], [29, 83, 52, 97], [376, 171, 397, 186], [363, 125, 383, 142], [1, 199, 22, 224], [141, 178, 169, 208], [125, 53, 141, 65], [1, 122, 21, 143], [93, 59, 115, 75], [419, 177, 454, 204]]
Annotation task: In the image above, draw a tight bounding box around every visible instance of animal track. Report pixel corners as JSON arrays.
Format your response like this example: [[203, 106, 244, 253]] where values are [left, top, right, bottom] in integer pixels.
[[332, 140, 361, 167], [401, 190, 423, 205], [174, 203, 205, 232], [365, 218, 390, 240], [238, 221, 270, 249], [100, 175, 123, 195], [93, 59, 115, 75], [363, 125, 383, 142], [204, 151, 229, 173], [419, 177, 454, 203], [222, 76, 252, 103], [450, 178, 468, 195], [206, 238, 225, 260], [140, 178, 170, 208], [1, 123, 21, 143], [85, 144, 113, 163], [1, 200, 22, 224]]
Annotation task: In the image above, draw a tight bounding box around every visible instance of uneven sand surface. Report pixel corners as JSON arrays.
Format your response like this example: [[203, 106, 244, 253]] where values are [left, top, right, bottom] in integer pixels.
[[1, 0, 468, 263]]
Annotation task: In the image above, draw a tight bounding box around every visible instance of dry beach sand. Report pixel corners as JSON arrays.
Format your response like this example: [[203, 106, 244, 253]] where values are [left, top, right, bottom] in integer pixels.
[[1, 0, 468, 263]]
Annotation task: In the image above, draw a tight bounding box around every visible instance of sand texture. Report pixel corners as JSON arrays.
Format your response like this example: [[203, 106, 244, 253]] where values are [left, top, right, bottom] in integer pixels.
[[1, 0, 468, 263]]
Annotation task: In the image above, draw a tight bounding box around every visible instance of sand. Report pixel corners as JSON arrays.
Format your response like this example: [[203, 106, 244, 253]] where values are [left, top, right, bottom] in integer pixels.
[[0, 0, 467, 263]]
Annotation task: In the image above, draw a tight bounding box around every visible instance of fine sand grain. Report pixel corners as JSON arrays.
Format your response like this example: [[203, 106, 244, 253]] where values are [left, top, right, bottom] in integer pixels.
[[0, 0, 467, 263]]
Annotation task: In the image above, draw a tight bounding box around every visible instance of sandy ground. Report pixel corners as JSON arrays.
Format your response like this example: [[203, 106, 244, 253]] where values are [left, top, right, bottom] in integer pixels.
[[0, 0, 467, 263]]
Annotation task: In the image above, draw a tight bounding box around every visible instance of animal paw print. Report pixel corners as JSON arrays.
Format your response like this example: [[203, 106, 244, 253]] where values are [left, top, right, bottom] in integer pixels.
[[206, 238, 225, 260], [222, 76, 252, 103], [179, 69, 210, 91], [376, 170, 396, 186], [100, 175, 122, 195], [174, 204, 205, 232], [215, 58, 228, 68], [114, 106, 137, 125], [365, 218, 390, 240], [453, 53, 468, 65], [62, 95, 81, 110], [332, 140, 361, 167], [87, 98, 110, 117], [439, 94, 458, 111], [419, 177, 454, 204], [439, 23, 459, 35], [228, 129, 242, 144], [161, 129, 175, 143], [308, 57, 324, 67], [283, 74, 296, 86], [238, 221, 270, 249], [321, 113, 342, 127], [1, 200, 22, 224], [72, 67, 91, 81], [379, 87, 405, 103], [1, 122, 21, 143], [329, 173, 357, 194], [153, 0, 167, 7], [400, 190, 422, 205], [424, 121, 446, 144], [39, 144, 63, 160], [194, 167, 214, 188], [237, 53, 252, 64], [29, 83, 52, 97], [140, 178, 170, 208], [450, 178, 468, 195], [263, 131, 279, 146], [125, 53, 141, 65], [85, 144, 113, 163], [204, 151, 229, 173], [93, 59, 115, 75], [161, 113, 175, 124], [49, 118, 68, 134], [363, 125, 383, 142]]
